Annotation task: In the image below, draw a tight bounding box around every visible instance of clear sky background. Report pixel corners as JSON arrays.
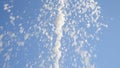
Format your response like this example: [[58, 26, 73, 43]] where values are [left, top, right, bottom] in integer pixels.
[[0, 0, 120, 68], [96, 0, 120, 68]]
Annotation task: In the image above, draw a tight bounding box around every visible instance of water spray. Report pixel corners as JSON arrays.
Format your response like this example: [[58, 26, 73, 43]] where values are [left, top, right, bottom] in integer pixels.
[[53, 0, 65, 68]]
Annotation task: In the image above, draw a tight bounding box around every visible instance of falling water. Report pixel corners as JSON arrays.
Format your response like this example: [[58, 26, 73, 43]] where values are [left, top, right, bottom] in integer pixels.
[[53, 0, 65, 68], [0, 0, 108, 68]]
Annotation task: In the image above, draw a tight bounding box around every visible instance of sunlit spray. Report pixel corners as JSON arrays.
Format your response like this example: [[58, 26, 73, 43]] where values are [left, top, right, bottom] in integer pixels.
[[53, 0, 65, 68]]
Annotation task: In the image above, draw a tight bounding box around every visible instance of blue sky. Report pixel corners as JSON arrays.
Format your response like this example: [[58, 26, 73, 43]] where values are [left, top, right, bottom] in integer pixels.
[[96, 0, 120, 68], [0, 0, 120, 68]]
